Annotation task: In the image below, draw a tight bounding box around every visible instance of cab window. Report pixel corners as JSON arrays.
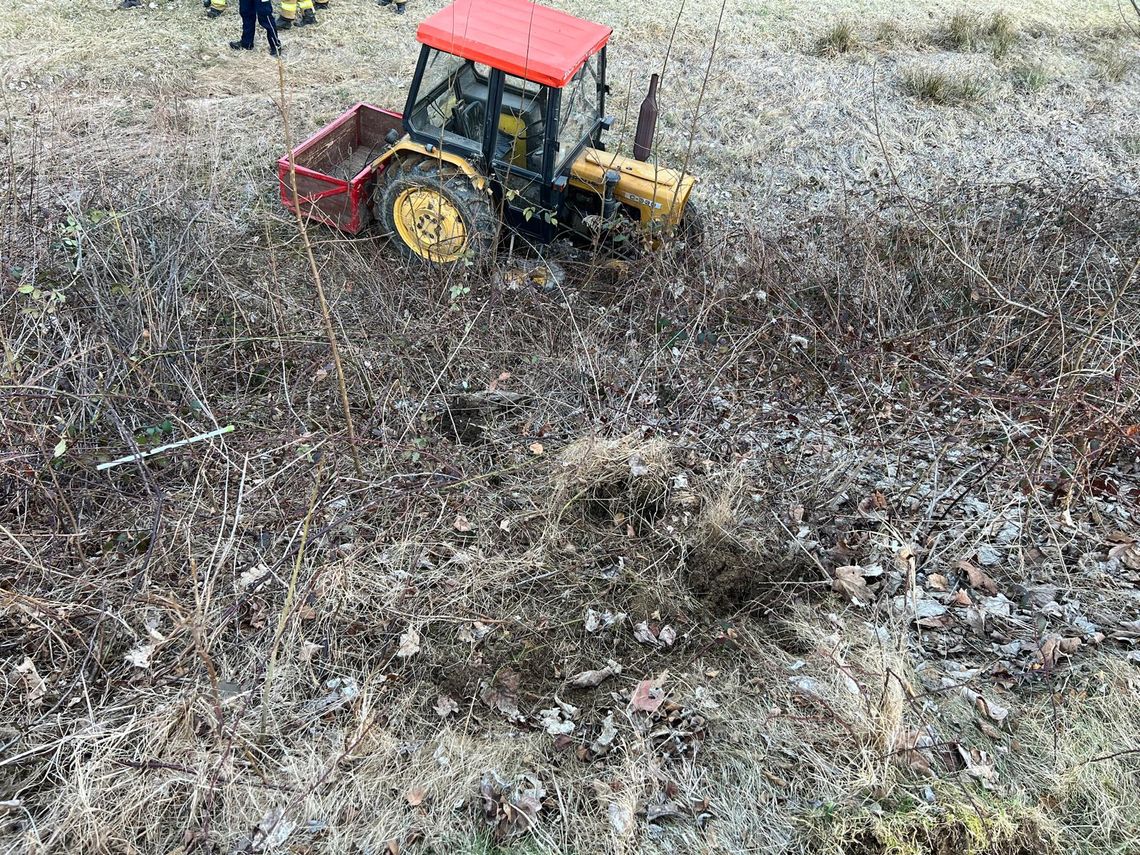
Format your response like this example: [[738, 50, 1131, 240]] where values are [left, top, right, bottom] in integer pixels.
[[556, 56, 600, 170], [407, 49, 488, 152], [494, 74, 548, 175]]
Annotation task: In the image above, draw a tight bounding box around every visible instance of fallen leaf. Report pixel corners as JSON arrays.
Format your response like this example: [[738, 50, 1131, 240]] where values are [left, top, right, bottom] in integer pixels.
[[976, 544, 1001, 567], [457, 621, 493, 644], [397, 625, 422, 658], [584, 609, 624, 633], [528, 442, 544, 456], [252, 807, 296, 850], [630, 679, 665, 713], [453, 514, 473, 533], [1109, 543, 1140, 571], [832, 565, 872, 605], [659, 625, 677, 647], [407, 786, 427, 807], [959, 560, 999, 596], [1111, 620, 1140, 641], [434, 694, 459, 718], [956, 744, 997, 787], [1038, 635, 1082, 670], [13, 657, 46, 706], [125, 644, 155, 669], [960, 686, 1010, 723], [608, 801, 633, 835], [539, 707, 576, 736], [299, 641, 321, 663], [927, 573, 948, 592], [568, 659, 621, 688], [951, 589, 973, 606], [857, 491, 889, 519], [633, 621, 658, 645], [591, 712, 618, 755]]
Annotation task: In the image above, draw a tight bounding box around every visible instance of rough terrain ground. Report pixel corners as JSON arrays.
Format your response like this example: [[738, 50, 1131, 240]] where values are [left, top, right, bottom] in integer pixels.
[[2, 0, 1139, 853]]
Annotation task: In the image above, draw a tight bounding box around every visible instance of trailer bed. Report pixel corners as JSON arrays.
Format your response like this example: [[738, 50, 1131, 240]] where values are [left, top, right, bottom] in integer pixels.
[[278, 103, 403, 234]]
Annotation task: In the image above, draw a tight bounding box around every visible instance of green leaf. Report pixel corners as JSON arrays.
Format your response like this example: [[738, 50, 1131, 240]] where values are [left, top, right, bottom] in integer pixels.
[[18, 284, 34, 294], [53, 438, 68, 458]]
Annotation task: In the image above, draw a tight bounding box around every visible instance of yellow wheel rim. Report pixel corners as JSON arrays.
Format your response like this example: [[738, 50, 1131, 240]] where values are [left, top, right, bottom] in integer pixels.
[[392, 186, 468, 263]]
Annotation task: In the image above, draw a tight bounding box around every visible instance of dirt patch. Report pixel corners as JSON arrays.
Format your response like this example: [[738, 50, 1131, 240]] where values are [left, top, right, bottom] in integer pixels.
[[684, 535, 820, 615]]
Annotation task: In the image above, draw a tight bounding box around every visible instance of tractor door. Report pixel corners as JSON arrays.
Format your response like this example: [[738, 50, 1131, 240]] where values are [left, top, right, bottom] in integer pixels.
[[404, 47, 495, 167], [487, 72, 557, 240]]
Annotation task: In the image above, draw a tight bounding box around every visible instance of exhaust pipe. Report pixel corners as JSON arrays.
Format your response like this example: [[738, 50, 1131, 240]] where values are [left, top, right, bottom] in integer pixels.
[[633, 73, 659, 162]]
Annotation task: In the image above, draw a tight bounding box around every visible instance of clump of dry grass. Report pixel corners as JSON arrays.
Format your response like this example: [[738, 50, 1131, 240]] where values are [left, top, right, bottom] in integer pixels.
[[1094, 49, 1134, 83], [898, 66, 987, 105], [815, 19, 860, 57], [549, 433, 675, 528], [941, 11, 1017, 59], [1010, 59, 1052, 92]]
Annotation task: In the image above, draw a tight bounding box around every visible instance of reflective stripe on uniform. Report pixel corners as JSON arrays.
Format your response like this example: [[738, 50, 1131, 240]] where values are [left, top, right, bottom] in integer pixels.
[[210, 0, 225, 8], [280, 0, 296, 15]]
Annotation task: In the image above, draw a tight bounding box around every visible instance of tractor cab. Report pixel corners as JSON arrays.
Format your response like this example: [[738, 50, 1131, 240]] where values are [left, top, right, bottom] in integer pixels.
[[405, 0, 612, 232]]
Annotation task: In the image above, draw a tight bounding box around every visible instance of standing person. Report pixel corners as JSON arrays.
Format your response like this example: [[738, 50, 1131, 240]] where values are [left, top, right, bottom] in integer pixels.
[[203, 0, 226, 19], [276, 0, 316, 29], [230, 0, 282, 55]]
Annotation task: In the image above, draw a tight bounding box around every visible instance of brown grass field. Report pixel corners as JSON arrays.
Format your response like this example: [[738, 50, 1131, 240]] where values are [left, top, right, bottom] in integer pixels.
[[2, 0, 1140, 853]]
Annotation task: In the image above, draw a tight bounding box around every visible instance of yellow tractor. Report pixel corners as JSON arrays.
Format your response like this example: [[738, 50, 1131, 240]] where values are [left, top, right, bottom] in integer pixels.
[[279, 0, 699, 265]]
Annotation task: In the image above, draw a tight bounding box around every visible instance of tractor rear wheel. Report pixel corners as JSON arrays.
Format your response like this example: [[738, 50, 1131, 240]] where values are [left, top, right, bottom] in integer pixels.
[[376, 156, 497, 266]]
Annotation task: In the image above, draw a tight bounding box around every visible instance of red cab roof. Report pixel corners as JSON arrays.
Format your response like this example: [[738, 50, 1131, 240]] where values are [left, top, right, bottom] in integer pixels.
[[417, 0, 612, 89]]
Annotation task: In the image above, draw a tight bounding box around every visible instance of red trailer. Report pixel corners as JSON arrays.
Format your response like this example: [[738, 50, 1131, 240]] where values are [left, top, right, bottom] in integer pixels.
[[277, 103, 403, 235]]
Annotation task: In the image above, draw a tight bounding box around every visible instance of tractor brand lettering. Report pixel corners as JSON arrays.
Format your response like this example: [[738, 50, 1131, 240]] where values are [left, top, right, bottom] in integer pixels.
[[622, 192, 663, 209]]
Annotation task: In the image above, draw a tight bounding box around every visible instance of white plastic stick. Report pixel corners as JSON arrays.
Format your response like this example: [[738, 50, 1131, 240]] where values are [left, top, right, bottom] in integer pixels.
[[97, 425, 235, 471]]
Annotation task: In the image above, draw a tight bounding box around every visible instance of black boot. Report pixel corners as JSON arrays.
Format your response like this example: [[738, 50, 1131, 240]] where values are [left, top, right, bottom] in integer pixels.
[[275, 14, 293, 28], [205, 6, 223, 17], [395, 2, 405, 12], [300, 8, 316, 24], [377, 0, 391, 6], [229, 40, 253, 50], [119, 0, 141, 8], [270, 43, 284, 56], [314, 0, 329, 7]]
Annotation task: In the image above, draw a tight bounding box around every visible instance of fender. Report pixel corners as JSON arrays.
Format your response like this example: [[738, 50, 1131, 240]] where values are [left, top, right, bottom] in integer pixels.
[[374, 138, 488, 192]]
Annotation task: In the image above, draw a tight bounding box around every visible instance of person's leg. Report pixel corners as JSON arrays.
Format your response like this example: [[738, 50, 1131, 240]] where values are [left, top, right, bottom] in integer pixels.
[[277, 0, 296, 28], [257, 1, 281, 53], [237, 0, 256, 47], [299, 0, 316, 26]]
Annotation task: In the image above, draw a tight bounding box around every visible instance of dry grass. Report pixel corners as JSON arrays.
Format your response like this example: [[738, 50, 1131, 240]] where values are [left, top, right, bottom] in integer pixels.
[[3, 1, 1140, 854], [1009, 59, 1052, 92], [1094, 49, 1135, 83], [942, 11, 1017, 59], [815, 19, 860, 57], [898, 66, 987, 105]]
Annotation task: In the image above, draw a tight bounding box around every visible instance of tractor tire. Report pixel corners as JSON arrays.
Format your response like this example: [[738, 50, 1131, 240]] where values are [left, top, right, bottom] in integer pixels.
[[375, 156, 498, 267], [677, 201, 706, 255]]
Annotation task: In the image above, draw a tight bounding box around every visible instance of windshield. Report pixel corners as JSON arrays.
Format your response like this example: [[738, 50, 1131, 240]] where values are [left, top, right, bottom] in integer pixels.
[[556, 56, 600, 170], [407, 49, 486, 152]]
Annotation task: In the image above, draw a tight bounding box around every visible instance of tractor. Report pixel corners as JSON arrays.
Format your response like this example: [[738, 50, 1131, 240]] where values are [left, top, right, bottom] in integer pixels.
[[278, 0, 699, 265]]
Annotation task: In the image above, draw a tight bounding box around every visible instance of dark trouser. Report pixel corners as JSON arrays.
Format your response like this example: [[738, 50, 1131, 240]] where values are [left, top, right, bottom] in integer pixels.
[[239, 0, 280, 49]]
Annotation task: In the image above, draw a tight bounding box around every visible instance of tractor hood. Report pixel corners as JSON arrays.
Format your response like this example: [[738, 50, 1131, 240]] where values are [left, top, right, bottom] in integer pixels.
[[569, 148, 696, 228]]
